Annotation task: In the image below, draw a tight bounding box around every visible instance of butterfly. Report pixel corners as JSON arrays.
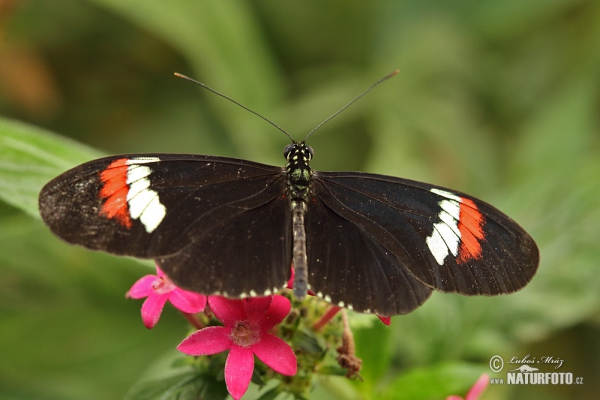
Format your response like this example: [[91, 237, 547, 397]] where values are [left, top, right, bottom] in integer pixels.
[[38, 72, 539, 316]]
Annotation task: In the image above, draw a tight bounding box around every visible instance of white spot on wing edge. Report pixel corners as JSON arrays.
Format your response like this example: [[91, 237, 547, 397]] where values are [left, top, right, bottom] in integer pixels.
[[426, 229, 445, 265], [427, 224, 460, 265], [125, 157, 161, 165], [438, 199, 461, 220], [426, 191, 462, 265], [139, 195, 166, 233], [125, 165, 152, 183], [124, 161, 166, 233], [431, 187, 461, 202], [128, 189, 155, 219], [126, 178, 151, 202]]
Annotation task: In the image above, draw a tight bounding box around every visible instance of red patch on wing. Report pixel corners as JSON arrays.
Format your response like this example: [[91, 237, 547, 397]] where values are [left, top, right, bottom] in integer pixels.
[[457, 198, 484, 263], [99, 158, 132, 228]]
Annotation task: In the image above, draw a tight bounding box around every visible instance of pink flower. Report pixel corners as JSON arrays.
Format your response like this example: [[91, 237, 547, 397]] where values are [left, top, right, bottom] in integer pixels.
[[447, 374, 489, 400], [178, 295, 297, 400], [127, 264, 207, 329]]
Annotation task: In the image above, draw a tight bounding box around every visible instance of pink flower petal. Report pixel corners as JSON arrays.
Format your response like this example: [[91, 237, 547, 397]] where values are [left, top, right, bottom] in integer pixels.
[[155, 264, 166, 278], [168, 288, 206, 313], [252, 332, 297, 376], [466, 374, 489, 400], [261, 295, 291, 331], [225, 346, 255, 400], [243, 297, 272, 324], [127, 275, 157, 299], [445, 374, 489, 400], [209, 296, 246, 326], [141, 293, 169, 329], [177, 326, 232, 356]]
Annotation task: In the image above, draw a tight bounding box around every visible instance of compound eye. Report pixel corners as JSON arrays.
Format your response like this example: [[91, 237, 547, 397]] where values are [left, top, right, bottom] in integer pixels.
[[306, 145, 314, 159], [283, 143, 294, 159]]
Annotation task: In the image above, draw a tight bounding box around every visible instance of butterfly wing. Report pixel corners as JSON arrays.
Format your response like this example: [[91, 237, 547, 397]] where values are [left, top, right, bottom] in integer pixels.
[[156, 192, 292, 297], [39, 154, 292, 295], [305, 196, 433, 315], [307, 171, 539, 315]]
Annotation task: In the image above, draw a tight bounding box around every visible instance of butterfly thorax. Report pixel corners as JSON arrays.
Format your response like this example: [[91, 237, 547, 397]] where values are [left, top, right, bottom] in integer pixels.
[[284, 142, 314, 201]]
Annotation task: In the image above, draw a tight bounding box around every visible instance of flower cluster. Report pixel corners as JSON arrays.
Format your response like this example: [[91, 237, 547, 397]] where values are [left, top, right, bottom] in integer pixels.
[[127, 265, 298, 399], [126, 265, 488, 399]]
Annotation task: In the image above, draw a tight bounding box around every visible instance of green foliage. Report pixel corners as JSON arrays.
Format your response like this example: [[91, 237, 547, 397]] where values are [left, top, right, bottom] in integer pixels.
[[1, 0, 599, 399], [0, 118, 102, 217], [379, 362, 486, 400], [125, 371, 229, 400]]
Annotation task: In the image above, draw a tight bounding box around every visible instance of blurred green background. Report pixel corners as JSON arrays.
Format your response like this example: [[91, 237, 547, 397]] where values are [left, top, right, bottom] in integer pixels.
[[1, 0, 599, 399]]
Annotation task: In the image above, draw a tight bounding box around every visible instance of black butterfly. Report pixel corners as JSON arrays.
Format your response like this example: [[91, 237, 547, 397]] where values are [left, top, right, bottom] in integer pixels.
[[38, 73, 539, 316]]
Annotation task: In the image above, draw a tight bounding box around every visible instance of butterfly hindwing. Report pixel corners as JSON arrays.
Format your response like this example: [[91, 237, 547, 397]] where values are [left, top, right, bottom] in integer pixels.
[[305, 195, 433, 315], [157, 191, 292, 298], [310, 171, 539, 301]]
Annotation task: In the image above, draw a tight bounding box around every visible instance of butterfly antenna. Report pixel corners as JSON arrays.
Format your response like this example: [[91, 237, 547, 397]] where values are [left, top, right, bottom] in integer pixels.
[[303, 69, 400, 142], [174, 73, 295, 142]]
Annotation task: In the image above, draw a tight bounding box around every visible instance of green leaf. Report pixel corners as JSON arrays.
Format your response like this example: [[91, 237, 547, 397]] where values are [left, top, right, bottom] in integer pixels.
[[125, 372, 219, 400], [352, 316, 393, 395], [86, 0, 285, 161], [255, 387, 282, 400], [0, 215, 181, 400], [0, 117, 103, 218], [380, 362, 487, 400]]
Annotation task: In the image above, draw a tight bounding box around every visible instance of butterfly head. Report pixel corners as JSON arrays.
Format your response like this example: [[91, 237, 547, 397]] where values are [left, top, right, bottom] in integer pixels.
[[284, 142, 314, 163]]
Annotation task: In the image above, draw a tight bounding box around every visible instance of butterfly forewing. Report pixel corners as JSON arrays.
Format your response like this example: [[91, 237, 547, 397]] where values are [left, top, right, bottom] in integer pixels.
[[39, 154, 289, 259], [311, 172, 539, 298]]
